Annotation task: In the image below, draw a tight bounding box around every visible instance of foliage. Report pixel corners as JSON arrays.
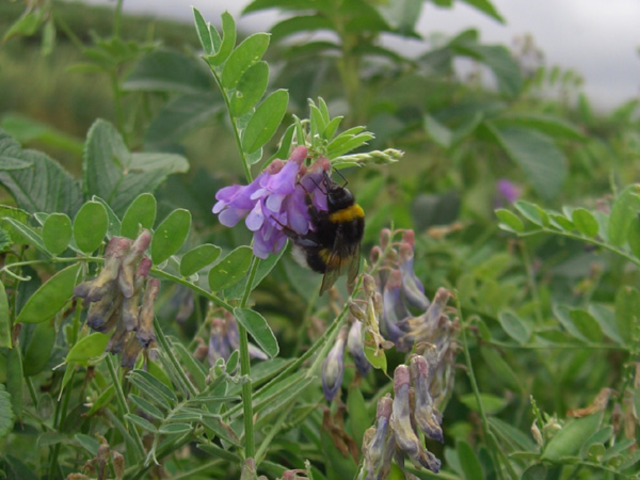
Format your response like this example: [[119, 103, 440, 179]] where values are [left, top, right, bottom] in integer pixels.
[[1, 0, 640, 479]]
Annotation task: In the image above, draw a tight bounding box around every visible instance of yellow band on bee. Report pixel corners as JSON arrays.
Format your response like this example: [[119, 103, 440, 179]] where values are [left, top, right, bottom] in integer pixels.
[[328, 204, 364, 223], [320, 248, 351, 269]]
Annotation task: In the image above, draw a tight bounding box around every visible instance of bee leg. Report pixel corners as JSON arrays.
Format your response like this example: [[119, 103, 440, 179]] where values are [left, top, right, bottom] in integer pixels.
[[270, 215, 320, 247]]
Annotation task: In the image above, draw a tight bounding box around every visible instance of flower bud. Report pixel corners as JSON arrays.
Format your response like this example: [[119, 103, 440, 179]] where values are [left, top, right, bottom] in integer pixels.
[[322, 326, 348, 402], [347, 320, 370, 376]]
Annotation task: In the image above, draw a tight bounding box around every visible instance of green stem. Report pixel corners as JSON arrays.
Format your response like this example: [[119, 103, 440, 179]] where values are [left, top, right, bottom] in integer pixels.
[[106, 355, 146, 458], [519, 227, 640, 269], [255, 402, 294, 463], [113, 0, 124, 38], [238, 257, 261, 459], [456, 295, 517, 480], [208, 69, 252, 182]]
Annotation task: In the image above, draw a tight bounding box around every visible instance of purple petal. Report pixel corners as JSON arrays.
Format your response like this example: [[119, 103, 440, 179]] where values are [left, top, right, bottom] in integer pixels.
[[219, 208, 248, 227]]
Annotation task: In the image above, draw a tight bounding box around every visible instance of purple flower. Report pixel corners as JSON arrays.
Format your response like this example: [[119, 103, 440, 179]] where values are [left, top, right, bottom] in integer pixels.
[[212, 146, 330, 259], [496, 179, 522, 205]]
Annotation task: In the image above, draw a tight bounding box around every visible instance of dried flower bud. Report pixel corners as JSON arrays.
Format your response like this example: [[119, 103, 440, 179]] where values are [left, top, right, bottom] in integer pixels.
[[409, 354, 443, 442], [363, 395, 394, 479], [531, 420, 543, 446], [86, 283, 122, 333], [121, 334, 143, 369], [390, 365, 441, 473], [118, 230, 151, 298], [137, 278, 159, 347], [75, 237, 132, 302]]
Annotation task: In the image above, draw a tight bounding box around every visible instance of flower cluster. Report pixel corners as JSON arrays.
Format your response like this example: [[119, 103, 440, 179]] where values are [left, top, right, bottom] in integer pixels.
[[319, 228, 458, 477], [212, 146, 330, 259], [360, 355, 443, 478], [74, 230, 158, 368]]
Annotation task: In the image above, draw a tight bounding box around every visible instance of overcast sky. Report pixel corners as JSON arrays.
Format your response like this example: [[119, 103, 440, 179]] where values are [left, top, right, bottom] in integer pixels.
[[85, 0, 640, 111]]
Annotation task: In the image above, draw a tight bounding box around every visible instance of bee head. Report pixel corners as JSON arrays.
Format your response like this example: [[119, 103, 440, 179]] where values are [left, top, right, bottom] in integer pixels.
[[323, 171, 355, 210]]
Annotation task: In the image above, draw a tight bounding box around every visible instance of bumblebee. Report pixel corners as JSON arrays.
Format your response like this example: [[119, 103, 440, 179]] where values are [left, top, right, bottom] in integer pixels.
[[288, 171, 365, 295]]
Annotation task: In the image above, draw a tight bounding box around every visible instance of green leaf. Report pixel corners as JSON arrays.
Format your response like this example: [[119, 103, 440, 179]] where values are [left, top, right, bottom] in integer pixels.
[[151, 209, 192, 265], [17, 263, 81, 324], [453, 43, 520, 96], [0, 281, 11, 349], [73, 201, 108, 253], [542, 413, 602, 462], [83, 120, 188, 215], [6, 348, 23, 420], [487, 125, 567, 199], [129, 394, 164, 420], [125, 413, 157, 433], [159, 423, 192, 435], [207, 12, 236, 66], [346, 388, 369, 449], [377, 0, 424, 35], [608, 185, 640, 246], [171, 340, 207, 391], [457, 439, 484, 480], [498, 310, 530, 344], [208, 246, 253, 291], [571, 208, 599, 237], [144, 92, 222, 148], [3, 8, 44, 41], [627, 216, 640, 260], [121, 193, 157, 239], [123, 49, 212, 93], [42, 213, 72, 255], [459, 0, 505, 23], [234, 307, 279, 358], [128, 370, 178, 408], [0, 130, 82, 216], [459, 393, 508, 415], [614, 287, 640, 346], [1, 113, 83, 157], [241, 89, 289, 154], [521, 464, 547, 480], [229, 61, 269, 118], [91, 196, 121, 238], [0, 384, 14, 439], [180, 244, 222, 277], [424, 114, 453, 149], [192, 7, 213, 54], [492, 113, 585, 141], [23, 321, 55, 376], [65, 332, 110, 365], [1, 217, 48, 253], [222, 33, 270, 89], [364, 330, 387, 374], [495, 208, 524, 233], [513, 201, 549, 227], [554, 305, 602, 343]]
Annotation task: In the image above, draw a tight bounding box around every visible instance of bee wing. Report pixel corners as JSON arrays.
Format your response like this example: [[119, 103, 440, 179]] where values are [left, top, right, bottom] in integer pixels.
[[319, 232, 361, 296]]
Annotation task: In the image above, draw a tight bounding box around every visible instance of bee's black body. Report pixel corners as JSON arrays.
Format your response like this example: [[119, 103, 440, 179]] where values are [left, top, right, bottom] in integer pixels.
[[289, 172, 365, 295]]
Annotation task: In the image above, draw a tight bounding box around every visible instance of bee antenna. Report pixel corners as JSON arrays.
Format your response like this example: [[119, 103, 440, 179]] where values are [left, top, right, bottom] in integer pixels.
[[333, 168, 348, 187]]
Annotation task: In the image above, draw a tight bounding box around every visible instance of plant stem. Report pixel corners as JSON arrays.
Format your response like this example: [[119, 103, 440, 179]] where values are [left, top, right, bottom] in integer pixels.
[[106, 355, 146, 458], [456, 295, 517, 480], [238, 257, 261, 459]]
